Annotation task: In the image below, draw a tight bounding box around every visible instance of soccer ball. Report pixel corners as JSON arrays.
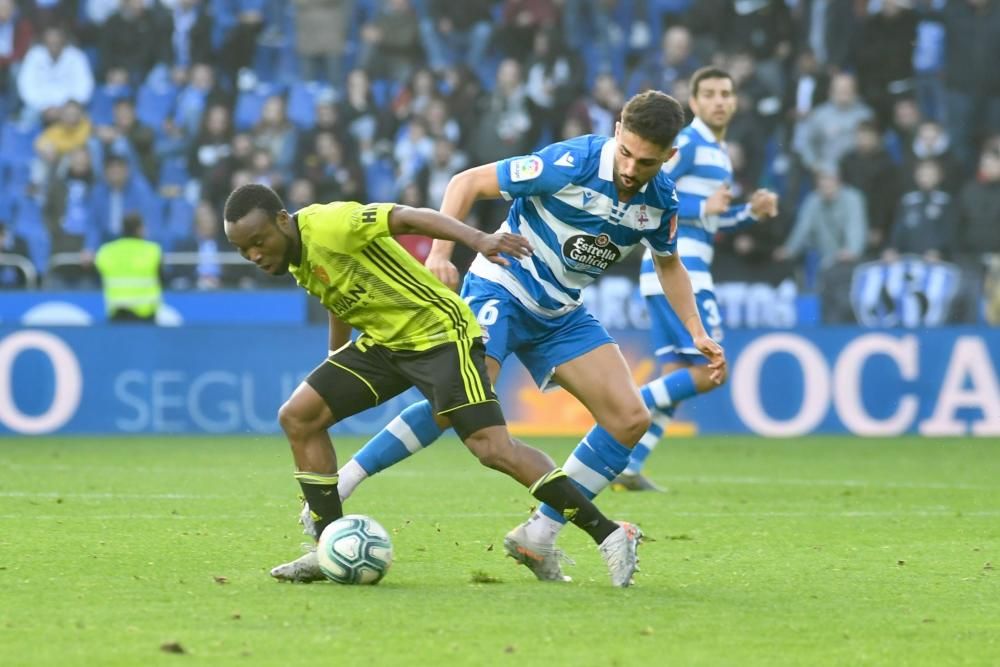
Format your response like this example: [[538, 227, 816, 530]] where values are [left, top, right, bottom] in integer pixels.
[[317, 514, 393, 585]]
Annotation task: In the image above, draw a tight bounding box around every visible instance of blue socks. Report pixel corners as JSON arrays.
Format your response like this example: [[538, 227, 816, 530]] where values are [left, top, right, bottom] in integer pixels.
[[626, 368, 700, 475], [641, 368, 697, 412], [538, 425, 632, 525], [353, 400, 443, 475]]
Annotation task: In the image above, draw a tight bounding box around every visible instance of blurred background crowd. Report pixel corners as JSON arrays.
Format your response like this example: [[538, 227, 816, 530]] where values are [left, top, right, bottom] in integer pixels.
[[1, 0, 998, 322]]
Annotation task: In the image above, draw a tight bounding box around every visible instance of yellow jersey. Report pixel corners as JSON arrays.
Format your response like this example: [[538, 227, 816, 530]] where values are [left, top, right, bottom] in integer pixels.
[[290, 201, 481, 351]]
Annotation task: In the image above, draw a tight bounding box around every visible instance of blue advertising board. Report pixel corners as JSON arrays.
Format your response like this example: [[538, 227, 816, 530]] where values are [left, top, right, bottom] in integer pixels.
[[2, 326, 998, 437]]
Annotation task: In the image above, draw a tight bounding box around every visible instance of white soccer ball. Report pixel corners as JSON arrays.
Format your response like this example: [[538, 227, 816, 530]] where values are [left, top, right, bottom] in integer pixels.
[[317, 514, 393, 585]]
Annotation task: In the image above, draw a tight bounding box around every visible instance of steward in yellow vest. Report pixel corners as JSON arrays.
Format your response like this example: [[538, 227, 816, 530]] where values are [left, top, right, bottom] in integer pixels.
[[94, 213, 162, 322]]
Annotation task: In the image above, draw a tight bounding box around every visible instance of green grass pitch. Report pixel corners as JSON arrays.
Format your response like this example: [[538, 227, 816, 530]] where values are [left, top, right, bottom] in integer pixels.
[[1, 435, 998, 666]]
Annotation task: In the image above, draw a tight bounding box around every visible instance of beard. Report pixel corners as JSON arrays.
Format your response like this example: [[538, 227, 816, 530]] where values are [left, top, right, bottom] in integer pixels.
[[614, 167, 641, 197]]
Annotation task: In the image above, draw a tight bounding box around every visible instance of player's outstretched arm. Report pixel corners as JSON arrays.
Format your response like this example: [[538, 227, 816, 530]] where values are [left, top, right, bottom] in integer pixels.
[[387, 205, 532, 267], [424, 163, 503, 288], [652, 252, 727, 384]]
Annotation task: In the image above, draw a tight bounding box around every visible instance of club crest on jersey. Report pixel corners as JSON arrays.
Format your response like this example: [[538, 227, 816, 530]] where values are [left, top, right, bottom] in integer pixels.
[[562, 233, 621, 273], [313, 266, 330, 285], [509, 156, 543, 182], [637, 205, 649, 228]]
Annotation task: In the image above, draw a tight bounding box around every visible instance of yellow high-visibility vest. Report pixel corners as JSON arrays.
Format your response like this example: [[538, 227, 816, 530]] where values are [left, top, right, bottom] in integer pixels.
[[94, 238, 162, 318]]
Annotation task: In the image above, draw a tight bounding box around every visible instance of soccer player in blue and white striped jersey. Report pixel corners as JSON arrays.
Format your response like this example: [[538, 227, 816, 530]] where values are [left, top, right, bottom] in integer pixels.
[[614, 67, 779, 491], [334, 91, 726, 586]]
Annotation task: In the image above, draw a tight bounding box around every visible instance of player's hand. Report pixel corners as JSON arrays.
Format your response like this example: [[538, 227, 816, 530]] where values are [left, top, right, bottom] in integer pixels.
[[425, 254, 459, 290], [476, 232, 533, 268], [694, 334, 727, 385], [749, 189, 779, 219], [704, 184, 732, 216]]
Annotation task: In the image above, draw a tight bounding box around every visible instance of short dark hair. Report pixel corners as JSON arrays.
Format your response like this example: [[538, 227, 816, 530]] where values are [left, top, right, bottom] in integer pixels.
[[690, 67, 734, 97], [123, 213, 144, 238], [620, 90, 685, 149], [224, 183, 285, 224]]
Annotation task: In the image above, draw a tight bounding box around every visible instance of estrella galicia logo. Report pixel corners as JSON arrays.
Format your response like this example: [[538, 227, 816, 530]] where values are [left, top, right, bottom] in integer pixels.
[[562, 233, 621, 273]]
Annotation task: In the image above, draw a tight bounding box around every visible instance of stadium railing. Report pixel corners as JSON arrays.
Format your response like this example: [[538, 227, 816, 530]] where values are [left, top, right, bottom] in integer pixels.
[[0, 253, 39, 289], [45, 251, 250, 288]]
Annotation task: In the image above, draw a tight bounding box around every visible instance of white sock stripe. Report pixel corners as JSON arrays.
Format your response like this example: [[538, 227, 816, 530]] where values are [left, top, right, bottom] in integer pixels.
[[387, 415, 424, 453], [563, 454, 612, 495], [651, 410, 673, 429], [649, 380, 672, 409], [638, 432, 660, 448]]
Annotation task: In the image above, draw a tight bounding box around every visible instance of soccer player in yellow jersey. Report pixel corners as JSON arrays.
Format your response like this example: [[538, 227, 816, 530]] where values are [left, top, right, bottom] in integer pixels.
[[223, 184, 643, 585]]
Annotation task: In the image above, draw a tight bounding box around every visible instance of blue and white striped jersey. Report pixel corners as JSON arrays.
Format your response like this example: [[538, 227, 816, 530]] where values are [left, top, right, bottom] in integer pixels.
[[468, 134, 680, 318], [639, 117, 758, 296]]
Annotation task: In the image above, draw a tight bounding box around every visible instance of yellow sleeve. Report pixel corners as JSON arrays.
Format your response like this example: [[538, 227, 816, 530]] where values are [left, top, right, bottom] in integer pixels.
[[304, 202, 395, 254]]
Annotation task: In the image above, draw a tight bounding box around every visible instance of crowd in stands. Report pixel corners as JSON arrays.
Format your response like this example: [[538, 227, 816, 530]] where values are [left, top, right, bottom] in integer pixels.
[[0, 0, 998, 317]]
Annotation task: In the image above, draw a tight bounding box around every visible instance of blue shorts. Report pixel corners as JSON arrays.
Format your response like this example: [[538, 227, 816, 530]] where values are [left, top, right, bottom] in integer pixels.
[[646, 290, 724, 365], [461, 274, 614, 390]]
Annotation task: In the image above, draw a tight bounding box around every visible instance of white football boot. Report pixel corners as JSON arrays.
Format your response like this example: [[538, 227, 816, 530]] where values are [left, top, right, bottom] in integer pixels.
[[502, 522, 573, 582], [598, 522, 642, 587], [270, 546, 324, 583]]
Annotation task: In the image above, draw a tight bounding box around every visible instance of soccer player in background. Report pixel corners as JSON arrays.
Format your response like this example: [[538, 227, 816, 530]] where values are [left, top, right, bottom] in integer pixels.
[[335, 90, 726, 583], [223, 184, 644, 586], [613, 67, 779, 491]]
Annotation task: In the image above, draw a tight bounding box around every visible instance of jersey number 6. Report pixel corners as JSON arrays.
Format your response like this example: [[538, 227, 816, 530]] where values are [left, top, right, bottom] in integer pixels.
[[465, 297, 501, 326]]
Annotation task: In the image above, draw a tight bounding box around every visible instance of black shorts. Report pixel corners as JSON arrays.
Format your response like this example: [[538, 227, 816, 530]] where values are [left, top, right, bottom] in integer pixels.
[[305, 336, 505, 440]]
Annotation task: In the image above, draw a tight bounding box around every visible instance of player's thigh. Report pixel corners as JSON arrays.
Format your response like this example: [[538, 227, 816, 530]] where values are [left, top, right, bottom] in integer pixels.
[[515, 302, 615, 391], [305, 342, 412, 424], [395, 337, 505, 441], [551, 342, 648, 437]]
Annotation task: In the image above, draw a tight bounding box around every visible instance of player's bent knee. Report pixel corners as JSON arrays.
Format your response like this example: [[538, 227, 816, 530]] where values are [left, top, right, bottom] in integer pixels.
[[277, 398, 328, 440], [462, 430, 513, 472], [628, 405, 653, 439], [607, 404, 651, 445]]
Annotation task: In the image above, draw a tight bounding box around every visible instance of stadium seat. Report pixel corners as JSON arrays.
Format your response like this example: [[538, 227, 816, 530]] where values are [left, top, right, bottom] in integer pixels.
[[158, 156, 191, 190], [136, 76, 178, 133], [0, 121, 40, 169], [364, 158, 397, 203], [368, 79, 403, 110], [162, 196, 195, 251], [288, 81, 332, 130], [233, 82, 286, 131], [88, 84, 133, 127], [210, 0, 240, 50], [10, 194, 50, 274], [137, 194, 170, 250]]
